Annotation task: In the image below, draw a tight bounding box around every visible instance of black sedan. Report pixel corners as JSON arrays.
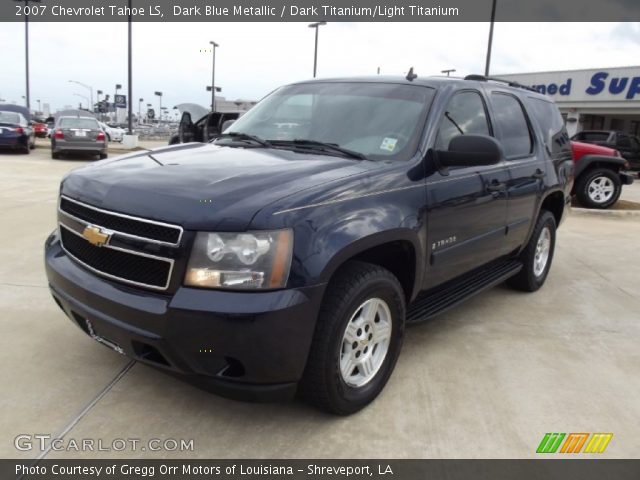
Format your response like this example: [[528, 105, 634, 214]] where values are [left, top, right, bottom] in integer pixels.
[[0, 110, 36, 154]]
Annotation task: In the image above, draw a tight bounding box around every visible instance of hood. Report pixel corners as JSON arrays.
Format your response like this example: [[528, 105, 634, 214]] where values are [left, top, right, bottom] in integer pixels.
[[61, 143, 371, 231], [571, 140, 618, 159]]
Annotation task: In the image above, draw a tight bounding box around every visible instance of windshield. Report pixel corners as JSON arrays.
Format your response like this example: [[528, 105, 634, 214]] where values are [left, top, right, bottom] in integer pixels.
[[59, 118, 100, 129], [0, 111, 20, 124], [223, 82, 434, 161]]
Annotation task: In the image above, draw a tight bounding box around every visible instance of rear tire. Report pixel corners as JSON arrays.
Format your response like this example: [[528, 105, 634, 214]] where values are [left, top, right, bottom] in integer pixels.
[[99, 153, 108, 160], [507, 211, 556, 292], [299, 261, 405, 415], [575, 168, 621, 209], [51, 151, 60, 159]]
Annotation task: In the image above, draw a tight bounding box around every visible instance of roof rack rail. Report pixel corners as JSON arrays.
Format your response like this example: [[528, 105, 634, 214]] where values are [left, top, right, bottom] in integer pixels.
[[464, 74, 538, 92]]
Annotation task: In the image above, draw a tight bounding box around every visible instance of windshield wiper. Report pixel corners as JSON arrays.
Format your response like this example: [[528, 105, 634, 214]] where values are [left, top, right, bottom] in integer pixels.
[[215, 132, 272, 147], [270, 139, 367, 160]]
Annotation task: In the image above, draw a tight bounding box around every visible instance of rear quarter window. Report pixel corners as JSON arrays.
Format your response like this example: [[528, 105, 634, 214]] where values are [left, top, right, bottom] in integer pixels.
[[526, 97, 571, 156]]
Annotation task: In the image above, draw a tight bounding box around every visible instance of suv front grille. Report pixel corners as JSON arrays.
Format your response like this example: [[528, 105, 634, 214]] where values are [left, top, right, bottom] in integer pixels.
[[59, 225, 173, 290], [59, 196, 182, 245]]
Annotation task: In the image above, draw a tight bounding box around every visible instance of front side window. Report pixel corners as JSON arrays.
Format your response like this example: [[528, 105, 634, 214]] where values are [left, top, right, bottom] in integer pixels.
[[434, 91, 491, 151], [490, 93, 533, 158], [222, 82, 434, 161]]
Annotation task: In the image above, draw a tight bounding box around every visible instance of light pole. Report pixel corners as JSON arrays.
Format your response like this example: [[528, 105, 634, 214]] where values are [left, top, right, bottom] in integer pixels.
[[209, 41, 219, 112], [114, 83, 122, 122], [36, 99, 41, 112], [154, 92, 162, 124], [485, 0, 497, 76], [206, 84, 221, 110], [96, 89, 103, 120], [127, 0, 133, 135], [138, 98, 143, 125], [146, 103, 152, 122], [14, 0, 41, 110], [441, 69, 456, 77], [69, 80, 94, 112], [308, 22, 326, 78]]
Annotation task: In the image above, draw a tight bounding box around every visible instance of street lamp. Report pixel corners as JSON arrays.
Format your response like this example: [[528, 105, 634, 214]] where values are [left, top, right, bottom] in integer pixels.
[[485, 0, 497, 76], [154, 92, 162, 124], [14, 0, 41, 110], [441, 69, 456, 77], [36, 99, 41, 112], [209, 41, 219, 112], [308, 22, 326, 78], [69, 80, 94, 111]]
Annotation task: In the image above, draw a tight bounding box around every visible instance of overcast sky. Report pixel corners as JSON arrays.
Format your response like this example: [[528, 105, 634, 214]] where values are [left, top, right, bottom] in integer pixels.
[[1, 22, 639, 113]]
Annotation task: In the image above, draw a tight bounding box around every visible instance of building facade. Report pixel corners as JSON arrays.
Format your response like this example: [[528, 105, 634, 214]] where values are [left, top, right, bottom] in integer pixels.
[[499, 66, 640, 138]]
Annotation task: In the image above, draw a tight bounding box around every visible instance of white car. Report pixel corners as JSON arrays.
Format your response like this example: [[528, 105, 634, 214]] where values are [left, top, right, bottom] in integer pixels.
[[98, 122, 125, 142]]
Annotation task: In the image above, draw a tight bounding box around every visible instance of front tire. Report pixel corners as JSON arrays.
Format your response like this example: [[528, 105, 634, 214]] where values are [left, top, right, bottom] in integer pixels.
[[575, 168, 621, 209], [507, 211, 556, 292], [299, 261, 405, 415]]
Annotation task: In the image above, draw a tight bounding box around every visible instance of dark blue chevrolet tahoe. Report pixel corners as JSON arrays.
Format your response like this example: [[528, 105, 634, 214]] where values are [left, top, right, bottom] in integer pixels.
[[45, 74, 573, 414]]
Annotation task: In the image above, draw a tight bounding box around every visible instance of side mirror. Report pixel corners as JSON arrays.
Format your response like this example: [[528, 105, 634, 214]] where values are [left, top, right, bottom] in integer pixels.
[[221, 119, 236, 132], [436, 134, 504, 167]]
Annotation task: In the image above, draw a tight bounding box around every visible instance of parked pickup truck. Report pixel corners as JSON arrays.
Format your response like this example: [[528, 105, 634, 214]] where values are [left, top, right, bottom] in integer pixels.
[[571, 140, 634, 208], [571, 130, 640, 170], [45, 74, 573, 414]]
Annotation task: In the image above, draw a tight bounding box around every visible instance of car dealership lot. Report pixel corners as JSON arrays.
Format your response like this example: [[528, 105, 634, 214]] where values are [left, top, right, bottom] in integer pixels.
[[1, 143, 639, 459]]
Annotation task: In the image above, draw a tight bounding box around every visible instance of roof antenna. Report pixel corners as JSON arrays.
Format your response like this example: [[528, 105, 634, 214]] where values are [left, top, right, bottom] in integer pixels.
[[406, 67, 417, 81]]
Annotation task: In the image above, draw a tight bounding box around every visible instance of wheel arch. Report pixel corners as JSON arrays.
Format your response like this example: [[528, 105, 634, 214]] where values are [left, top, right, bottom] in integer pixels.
[[574, 154, 626, 179], [318, 231, 422, 304], [539, 190, 566, 226]]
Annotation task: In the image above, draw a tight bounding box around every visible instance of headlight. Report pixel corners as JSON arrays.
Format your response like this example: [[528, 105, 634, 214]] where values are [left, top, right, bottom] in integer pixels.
[[184, 229, 293, 290]]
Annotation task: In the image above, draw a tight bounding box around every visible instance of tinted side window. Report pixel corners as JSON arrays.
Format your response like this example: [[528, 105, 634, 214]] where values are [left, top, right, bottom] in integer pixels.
[[527, 97, 570, 155], [617, 134, 631, 148], [631, 137, 640, 150], [435, 91, 490, 151], [491, 93, 532, 158]]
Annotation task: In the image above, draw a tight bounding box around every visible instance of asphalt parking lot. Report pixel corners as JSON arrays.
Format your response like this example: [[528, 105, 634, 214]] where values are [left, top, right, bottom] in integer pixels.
[[2, 140, 639, 459]]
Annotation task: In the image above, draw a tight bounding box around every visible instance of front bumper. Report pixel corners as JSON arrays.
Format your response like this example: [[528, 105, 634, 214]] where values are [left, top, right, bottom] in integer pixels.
[[620, 171, 635, 185], [45, 231, 325, 402]]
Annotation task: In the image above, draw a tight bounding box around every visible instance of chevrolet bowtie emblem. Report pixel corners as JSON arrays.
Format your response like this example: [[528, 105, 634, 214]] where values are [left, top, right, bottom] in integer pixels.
[[82, 225, 111, 247]]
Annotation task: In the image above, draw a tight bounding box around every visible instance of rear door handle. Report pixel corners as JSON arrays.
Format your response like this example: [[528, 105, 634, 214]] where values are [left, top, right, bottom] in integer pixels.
[[531, 169, 545, 179], [487, 181, 506, 192]]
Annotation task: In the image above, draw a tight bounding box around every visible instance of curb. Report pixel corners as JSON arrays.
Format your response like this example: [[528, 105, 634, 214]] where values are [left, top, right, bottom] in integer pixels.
[[570, 206, 640, 217]]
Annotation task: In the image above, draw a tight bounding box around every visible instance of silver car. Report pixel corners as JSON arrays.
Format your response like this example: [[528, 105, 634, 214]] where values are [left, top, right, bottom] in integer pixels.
[[51, 116, 107, 159]]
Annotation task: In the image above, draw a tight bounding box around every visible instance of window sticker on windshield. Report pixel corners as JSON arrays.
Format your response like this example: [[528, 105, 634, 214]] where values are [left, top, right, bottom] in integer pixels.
[[380, 137, 398, 152]]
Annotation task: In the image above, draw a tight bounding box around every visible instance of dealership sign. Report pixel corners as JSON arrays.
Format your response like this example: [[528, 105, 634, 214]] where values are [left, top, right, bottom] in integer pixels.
[[114, 94, 127, 108], [501, 67, 640, 103]]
